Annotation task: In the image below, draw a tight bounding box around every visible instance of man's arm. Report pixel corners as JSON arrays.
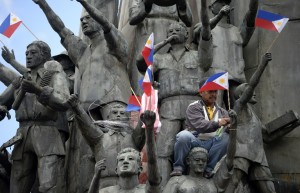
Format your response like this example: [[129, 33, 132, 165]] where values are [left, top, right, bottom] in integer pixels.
[[88, 159, 106, 193], [132, 119, 146, 152], [2, 46, 27, 75], [198, 0, 213, 72], [0, 62, 20, 86], [129, 0, 151, 25], [210, 5, 231, 30], [240, 0, 258, 47], [140, 111, 161, 191], [239, 53, 272, 105]]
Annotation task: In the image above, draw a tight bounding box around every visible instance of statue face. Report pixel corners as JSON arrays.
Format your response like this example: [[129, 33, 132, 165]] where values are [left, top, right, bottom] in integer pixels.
[[117, 152, 140, 177], [26, 45, 44, 69], [167, 24, 187, 44], [189, 151, 207, 173], [108, 106, 129, 121], [80, 13, 101, 36], [200, 90, 218, 106]]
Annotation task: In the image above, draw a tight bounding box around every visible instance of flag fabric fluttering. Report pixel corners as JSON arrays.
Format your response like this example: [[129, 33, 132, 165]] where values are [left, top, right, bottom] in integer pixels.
[[255, 10, 289, 33], [125, 95, 141, 112], [142, 33, 154, 66], [200, 72, 229, 92], [0, 13, 22, 38], [142, 66, 153, 96]]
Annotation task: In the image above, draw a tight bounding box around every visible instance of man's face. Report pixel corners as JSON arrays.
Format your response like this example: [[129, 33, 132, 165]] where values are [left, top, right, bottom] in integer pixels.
[[200, 90, 218, 106], [189, 152, 207, 173], [80, 13, 100, 36], [108, 106, 128, 121], [117, 152, 140, 177], [167, 24, 187, 44], [26, 45, 44, 69]]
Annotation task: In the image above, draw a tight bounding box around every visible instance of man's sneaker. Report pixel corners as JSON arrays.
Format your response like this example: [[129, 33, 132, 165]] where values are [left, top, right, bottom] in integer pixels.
[[170, 168, 183, 177]]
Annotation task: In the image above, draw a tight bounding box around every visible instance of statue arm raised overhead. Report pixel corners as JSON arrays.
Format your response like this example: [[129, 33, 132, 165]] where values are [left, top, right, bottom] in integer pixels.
[[132, 119, 146, 152], [2, 46, 27, 75]]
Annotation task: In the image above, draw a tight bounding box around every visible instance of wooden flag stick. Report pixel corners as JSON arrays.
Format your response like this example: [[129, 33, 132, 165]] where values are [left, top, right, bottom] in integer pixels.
[[0, 39, 6, 47], [130, 87, 142, 107], [21, 23, 39, 40], [227, 88, 231, 110], [267, 33, 280, 53]]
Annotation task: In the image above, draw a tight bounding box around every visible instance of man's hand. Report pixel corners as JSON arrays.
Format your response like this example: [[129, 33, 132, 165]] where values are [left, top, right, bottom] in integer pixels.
[[140, 110, 156, 127], [220, 5, 231, 16], [95, 159, 106, 175], [166, 34, 180, 44], [67, 94, 80, 108], [218, 117, 230, 127], [1, 46, 15, 64], [263, 53, 272, 63], [21, 79, 42, 95]]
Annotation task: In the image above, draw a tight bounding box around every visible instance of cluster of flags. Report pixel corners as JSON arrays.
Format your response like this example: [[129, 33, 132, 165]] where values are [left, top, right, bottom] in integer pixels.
[[0, 13, 22, 38]]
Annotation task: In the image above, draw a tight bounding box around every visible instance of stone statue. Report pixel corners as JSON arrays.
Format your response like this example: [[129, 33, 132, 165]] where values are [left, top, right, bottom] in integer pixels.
[[0, 149, 11, 193], [129, 0, 193, 27], [171, 83, 230, 178], [224, 53, 276, 193], [163, 109, 237, 193], [136, 0, 213, 185], [0, 40, 70, 193], [0, 61, 19, 87], [67, 94, 145, 189], [193, 0, 258, 107], [88, 110, 161, 193]]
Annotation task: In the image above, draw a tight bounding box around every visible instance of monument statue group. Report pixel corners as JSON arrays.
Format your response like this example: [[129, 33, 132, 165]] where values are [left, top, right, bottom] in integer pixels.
[[0, 0, 299, 193]]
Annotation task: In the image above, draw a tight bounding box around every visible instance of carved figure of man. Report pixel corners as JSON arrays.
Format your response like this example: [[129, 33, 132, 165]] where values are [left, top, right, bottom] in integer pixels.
[[67, 94, 145, 189], [194, 0, 258, 107], [88, 111, 160, 193], [129, 0, 193, 27], [33, 0, 131, 120], [163, 109, 237, 193], [136, 0, 213, 185], [0, 40, 70, 193], [171, 81, 230, 178], [225, 53, 276, 193]]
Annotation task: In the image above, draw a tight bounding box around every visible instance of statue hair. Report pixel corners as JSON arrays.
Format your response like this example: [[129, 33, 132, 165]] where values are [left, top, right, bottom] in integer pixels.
[[27, 41, 51, 61], [187, 147, 208, 159]]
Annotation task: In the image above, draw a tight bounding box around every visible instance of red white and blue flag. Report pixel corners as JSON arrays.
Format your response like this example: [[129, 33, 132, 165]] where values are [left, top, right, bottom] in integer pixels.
[[0, 13, 22, 38], [142, 33, 154, 66], [125, 95, 141, 112], [255, 10, 289, 33], [142, 65, 153, 96], [200, 72, 229, 92]]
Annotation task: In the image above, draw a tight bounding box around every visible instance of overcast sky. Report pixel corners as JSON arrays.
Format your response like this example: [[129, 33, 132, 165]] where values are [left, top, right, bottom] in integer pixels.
[[0, 0, 82, 150]]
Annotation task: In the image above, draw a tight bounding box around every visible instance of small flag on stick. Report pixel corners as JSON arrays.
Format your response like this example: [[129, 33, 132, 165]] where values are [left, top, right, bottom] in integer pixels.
[[200, 72, 229, 92], [142, 33, 154, 66], [126, 95, 141, 112], [0, 13, 22, 38], [255, 10, 289, 33]]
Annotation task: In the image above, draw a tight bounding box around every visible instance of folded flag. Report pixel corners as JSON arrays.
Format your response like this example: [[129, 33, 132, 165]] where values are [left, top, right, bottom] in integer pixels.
[[142, 66, 153, 96], [0, 13, 22, 38], [125, 95, 141, 112], [142, 33, 154, 66], [200, 72, 228, 92], [255, 10, 289, 33]]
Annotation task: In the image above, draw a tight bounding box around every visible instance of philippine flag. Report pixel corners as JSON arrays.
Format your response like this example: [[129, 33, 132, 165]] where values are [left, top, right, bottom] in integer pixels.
[[125, 95, 141, 112], [255, 10, 289, 33], [142, 66, 153, 96], [200, 72, 229, 92], [142, 33, 154, 66], [0, 13, 22, 38]]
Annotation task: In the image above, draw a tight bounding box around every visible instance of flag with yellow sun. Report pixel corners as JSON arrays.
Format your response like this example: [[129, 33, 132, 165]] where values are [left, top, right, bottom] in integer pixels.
[[0, 13, 22, 38], [199, 72, 229, 92]]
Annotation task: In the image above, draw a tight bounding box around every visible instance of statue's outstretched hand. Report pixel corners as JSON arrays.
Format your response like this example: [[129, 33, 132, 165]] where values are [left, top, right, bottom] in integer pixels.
[[140, 110, 156, 127], [67, 94, 80, 108], [263, 53, 272, 63], [0, 105, 8, 121], [1, 46, 15, 64], [220, 5, 231, 16], [95, 159, 106, 174]]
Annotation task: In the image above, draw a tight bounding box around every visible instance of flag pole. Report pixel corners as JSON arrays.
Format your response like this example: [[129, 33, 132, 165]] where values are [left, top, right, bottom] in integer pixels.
[[0, 39, 6, 47], [227, 88, 231, 110], [21, 23, 39, 40], [267, 33, 280, 52], [130, 87, 142, 107]]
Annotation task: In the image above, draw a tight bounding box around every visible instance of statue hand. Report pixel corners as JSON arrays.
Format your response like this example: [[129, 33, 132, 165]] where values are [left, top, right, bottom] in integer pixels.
[[21, 79, 42, 94], [152, 81, 160, 89], [0, 105, 8, 121], [263, 53, 272, 63], [166, 34, 179, 44], [95, 159, 106, 174], [1, 46, 15, 64], [228, 109, 237, 126], [67, 94, 80, 108], [220, 5, 231, 16], [140, 110, 156, 127]]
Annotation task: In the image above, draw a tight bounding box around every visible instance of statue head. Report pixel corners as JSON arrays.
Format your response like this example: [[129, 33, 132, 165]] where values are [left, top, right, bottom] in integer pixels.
[[186, 147, 208, 174], [167, 22, 189, 45], [234, 83, 257, 104], [116, 148, 143, 177], [105, 103, 129, 122], [80, 11, 102, 36], [209, 0, 231, 15], [26, 41, 51, 69]]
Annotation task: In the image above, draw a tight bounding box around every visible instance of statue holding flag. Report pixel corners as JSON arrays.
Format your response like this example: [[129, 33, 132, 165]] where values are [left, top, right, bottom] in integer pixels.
[[136, 0, 213, 185]]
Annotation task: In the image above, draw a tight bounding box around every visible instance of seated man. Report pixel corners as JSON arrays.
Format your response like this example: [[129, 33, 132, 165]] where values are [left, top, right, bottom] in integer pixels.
[[171, 79, 230, 178], [88, 111, 161, 193], [163, 109, 237, 193]]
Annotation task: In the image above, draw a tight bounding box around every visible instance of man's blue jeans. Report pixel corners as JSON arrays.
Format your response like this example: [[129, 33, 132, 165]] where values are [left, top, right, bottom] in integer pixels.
[[173, 130, 229, 172]]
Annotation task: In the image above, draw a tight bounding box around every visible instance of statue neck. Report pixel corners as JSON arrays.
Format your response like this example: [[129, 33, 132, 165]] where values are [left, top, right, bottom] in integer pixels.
[[189, 171, 204, 178], [118, 175, 139, 190]]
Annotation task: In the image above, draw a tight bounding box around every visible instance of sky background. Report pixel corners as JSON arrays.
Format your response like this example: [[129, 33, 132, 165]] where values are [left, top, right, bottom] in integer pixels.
[[0, 0, 82, 151]]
